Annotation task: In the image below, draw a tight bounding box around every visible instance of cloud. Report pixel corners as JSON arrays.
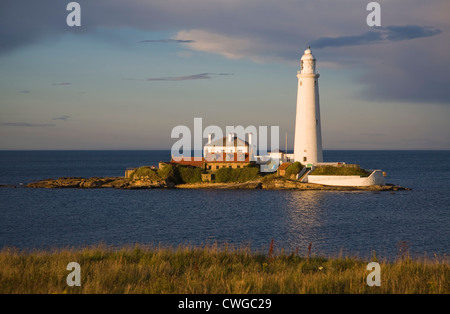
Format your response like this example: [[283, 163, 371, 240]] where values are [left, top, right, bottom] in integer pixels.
[[52, 82, 72, 86], [147, 73, 211, 81], [137, 39, 194, 43], [52, 115, 71, 121], [1, 0, 449, 104], [383, 25, 442, 41], [124, 73, 234, 82], [0, 122, 55, 127], [310, 25, 442, 49], [174, 29, 269, 62]]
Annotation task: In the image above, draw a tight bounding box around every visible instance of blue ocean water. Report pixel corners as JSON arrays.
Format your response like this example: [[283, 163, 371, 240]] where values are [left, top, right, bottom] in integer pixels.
[[0, 150, 449, 260]]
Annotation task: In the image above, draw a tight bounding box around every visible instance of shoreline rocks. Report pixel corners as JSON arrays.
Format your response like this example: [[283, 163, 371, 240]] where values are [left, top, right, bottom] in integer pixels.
[[25, 177, 173, 189], [25, 176, 410, 191]]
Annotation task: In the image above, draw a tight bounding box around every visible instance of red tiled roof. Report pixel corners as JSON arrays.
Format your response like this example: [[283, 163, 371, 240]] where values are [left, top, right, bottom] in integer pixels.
[[169, 158, 204, 167], [278, 162, 291, 170], [169, 153, 251, 167]]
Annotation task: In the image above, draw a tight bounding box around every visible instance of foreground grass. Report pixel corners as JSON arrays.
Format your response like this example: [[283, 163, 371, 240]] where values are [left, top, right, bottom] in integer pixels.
[[0, 244, 448, 294]]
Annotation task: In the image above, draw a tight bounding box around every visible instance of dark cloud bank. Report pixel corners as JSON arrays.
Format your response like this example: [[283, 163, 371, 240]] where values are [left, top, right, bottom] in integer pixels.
[[52, 115, 71, 121], [0, 122, 55, 127], [137, 39, 194, 43], [310, 25, 442, 49], [1, 0, 448, 105], [147, 73, 212, 81], [124, 73, 234, 82]]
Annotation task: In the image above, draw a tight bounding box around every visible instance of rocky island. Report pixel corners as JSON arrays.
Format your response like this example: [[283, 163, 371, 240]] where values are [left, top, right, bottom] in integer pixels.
[[26, 175, 409, 191]]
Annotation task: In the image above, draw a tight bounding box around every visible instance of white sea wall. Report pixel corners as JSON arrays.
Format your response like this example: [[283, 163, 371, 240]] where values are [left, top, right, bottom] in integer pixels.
[[306, 170, 385, 186]]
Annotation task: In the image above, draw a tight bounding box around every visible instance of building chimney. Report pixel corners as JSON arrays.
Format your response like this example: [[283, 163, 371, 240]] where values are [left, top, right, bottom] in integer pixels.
[[228, 133, 233, 142], [208, 133, 212, 144]]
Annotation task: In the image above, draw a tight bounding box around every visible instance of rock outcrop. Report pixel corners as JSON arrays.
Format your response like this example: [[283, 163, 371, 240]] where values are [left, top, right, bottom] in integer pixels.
[[260, 178, 409, 191], [26, 177, 173, 189], [178, 178, 409, 191], [177, 181, 263, 189]]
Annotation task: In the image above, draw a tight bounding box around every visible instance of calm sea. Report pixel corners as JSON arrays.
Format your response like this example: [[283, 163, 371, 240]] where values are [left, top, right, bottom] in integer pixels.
[[0, 150, 449, 260]]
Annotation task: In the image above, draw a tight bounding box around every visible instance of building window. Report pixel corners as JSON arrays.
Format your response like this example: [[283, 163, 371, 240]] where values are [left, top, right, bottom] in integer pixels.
[[237, 166, 240, 168], [216, 166, 219, 170], [300, 81, 302, 86], [208, 166, 211, 170], [303, 157, 307, 162]]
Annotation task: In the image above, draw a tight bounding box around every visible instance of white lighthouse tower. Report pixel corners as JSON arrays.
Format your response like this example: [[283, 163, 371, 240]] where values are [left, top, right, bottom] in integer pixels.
[[293, 47, 323, 164]]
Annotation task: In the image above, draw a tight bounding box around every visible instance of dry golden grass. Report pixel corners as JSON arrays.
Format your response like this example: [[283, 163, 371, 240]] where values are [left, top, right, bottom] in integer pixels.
[[0, 244, 448, 294]]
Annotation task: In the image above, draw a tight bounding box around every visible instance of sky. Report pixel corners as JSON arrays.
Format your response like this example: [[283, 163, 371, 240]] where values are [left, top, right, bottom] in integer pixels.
[[0, 0, 449, 150]]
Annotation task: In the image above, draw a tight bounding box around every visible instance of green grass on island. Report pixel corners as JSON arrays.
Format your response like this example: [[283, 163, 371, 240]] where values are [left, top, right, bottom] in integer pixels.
[[130, 164, 262, 184], [0, 244, 448, 294], [129, 163, 374, 185], [130, 164, 204, 183], [310, 166, 372, 177]]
